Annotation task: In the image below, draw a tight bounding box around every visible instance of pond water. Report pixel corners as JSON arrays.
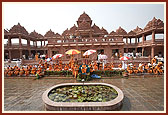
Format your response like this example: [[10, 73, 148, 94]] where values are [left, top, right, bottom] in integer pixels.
[[48, 85, 118, 102]]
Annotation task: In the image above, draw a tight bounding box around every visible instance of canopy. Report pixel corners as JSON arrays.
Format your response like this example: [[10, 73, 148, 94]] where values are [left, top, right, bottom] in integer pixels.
[[83, 49, 96, 56], [65, 49, 80, 55], [120, 56, 130, 61], [52, 54, 64, 59]]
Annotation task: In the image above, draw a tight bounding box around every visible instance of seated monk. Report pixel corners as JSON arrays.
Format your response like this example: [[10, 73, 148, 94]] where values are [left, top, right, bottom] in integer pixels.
[[19, 67, 25, 76], [59, 63, 62, 71], [36, 67, 42, 74], [81, 64, 87, 74], [90, 66, 94, 73], [14, 67, 20, 76], [64, 64, 69, 71], [27, 64, 32, 71], [151, 57, 156, 65], [99, 63, 103, 70], [44, 62, 48, 70], [4, 67, 10, 76], [93, 63, 98, 71], [25, 67, 30, 76], [148, 68, 153, 73], [127, 65, 131, 71], [118, 63, 122, 68], [127, 69, 133, 74], [104, 65, 108, 71], [48, 64, 53, 71], [153, 68, 158, 75], [31, 66, 37, 75], [59, 59, 62, 65], [54, 64, 58, 71], [8, 67, 14, 77], [138, 66, 143, 73]]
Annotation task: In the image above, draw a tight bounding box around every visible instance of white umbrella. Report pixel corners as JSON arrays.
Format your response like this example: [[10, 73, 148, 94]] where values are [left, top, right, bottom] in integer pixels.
[[83, 50, 96, 56], [120, 56, 130, 61], [52, 54, 64, 59]]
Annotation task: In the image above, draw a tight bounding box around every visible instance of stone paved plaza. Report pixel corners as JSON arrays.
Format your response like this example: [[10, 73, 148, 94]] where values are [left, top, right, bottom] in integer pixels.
[[4, 76, 164, 111]]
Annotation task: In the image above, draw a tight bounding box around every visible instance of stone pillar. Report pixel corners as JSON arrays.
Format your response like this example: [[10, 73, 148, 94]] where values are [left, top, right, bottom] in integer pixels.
[[135, 37, 137, 44], [142, 47, 144, 57], [126, 37, 128, 44], [44, 40, 45, 46], [27, 38, 30, 46], [19, 50, 22, 59], [29, 50, 31, 57], [41, 41, 42, 47], [9, 50, 12, 60], [8, 36, 11, 46], [126, 48, 128, 53], [152, 31, 155, 43], [130, 38, 131, 44], [19, 35, 22, 47], [142, 34, 145, 44], [151, 46, 155, 58], [135, 48, 137, 53]]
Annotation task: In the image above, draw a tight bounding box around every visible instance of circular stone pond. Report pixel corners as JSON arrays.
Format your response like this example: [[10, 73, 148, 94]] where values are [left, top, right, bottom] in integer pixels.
[[42, 83, 124, 111]]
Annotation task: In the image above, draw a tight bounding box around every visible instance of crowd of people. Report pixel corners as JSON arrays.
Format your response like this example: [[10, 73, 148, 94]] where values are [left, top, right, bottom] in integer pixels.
[[4, 56, 164, 78]]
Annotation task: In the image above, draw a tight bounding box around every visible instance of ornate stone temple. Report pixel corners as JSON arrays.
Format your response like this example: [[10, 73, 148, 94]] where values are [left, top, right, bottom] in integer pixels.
[[4, 12, 164, 63]]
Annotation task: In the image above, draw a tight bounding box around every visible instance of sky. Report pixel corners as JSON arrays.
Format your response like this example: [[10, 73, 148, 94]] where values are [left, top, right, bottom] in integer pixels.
[[3, 3, 165, 36]]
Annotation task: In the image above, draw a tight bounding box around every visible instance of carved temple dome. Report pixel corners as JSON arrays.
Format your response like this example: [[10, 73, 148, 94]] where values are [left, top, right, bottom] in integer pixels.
[[144, 17, 164, 31], [62, 28, 69, 36], [109, 31, 118, 35], [9, 23, 29, 35], [44, 29, 55, 37], [133, 26, 143, 34], [78, 19, 91, 30], [77, 12, 92, 27], [128, 30, 136, 36], [101, 27, 108, 35], [92, 23, 102, 33], [69, 24, 77, 34], [29, 30, 43, 38], [116, 26, 127, 35]]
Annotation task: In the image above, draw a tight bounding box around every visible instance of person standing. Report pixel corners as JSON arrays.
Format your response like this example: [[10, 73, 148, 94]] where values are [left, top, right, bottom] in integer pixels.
[[35, 53, 38, 61]]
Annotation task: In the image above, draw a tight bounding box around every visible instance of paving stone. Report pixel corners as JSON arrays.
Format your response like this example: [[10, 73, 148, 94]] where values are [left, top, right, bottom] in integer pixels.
[[4, 77, 164, 111]]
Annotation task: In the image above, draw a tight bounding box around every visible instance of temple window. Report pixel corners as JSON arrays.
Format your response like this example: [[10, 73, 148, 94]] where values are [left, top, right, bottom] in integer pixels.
[[11, 38, 19, 45], [131, 38, 135, 43], [37, 41, 41, 46], [146, 35, 152, 41], [57, 40, 61, 43], [123, 38, 126, 43], [139, 37, 142, 42], [30, 41, 33, 46], [45, 41, 48, 45], [4, 39, 8, 44], [21, 39, 27, 45], [155, 34, 164, 39]]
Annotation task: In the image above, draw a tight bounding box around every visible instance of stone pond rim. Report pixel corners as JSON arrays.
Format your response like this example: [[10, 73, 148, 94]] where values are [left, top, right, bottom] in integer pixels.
[[42, 83, 124, 111]]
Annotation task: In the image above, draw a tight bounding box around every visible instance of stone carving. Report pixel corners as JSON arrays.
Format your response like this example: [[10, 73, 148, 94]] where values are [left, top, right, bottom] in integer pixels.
[[133, 26, 143, 34], [116, 26, 127, 35], [144, 17, 164, 30], [9, 23, 29, 35], [29, 30, 43, 38], [44, 29, 55, 37]]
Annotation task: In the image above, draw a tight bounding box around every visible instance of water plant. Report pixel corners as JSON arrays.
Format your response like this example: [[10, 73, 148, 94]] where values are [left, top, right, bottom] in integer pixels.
[[48, 85, 118, 102]]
